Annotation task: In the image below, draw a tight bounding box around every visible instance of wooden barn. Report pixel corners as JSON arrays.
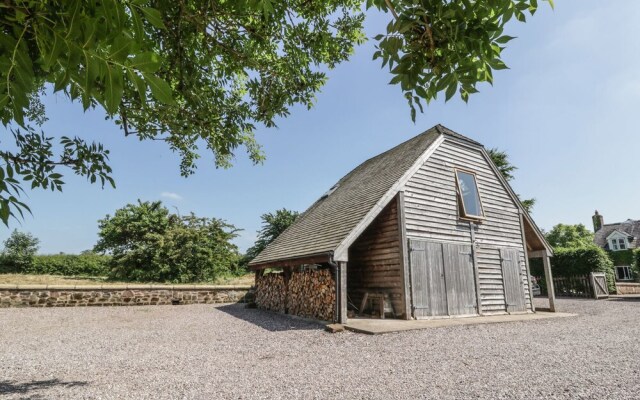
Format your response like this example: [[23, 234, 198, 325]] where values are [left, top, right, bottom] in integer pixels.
[[249, 125, 556, 324]]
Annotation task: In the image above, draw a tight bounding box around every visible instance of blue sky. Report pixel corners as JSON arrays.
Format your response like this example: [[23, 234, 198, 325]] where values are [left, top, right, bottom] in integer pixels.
[[3, 1, 639, 254]]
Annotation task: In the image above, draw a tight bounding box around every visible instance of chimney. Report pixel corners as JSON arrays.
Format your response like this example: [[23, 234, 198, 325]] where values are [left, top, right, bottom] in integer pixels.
[[592, 210, 604, 232]]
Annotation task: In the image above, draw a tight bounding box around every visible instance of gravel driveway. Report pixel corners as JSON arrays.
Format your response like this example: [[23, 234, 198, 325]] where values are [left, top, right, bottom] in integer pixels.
[[1, 298, 639, 399]]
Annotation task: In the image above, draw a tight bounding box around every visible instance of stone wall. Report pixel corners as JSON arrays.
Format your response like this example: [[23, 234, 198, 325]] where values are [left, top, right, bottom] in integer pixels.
[[0, 284, 253, 307], [615, 282, 640, 295]]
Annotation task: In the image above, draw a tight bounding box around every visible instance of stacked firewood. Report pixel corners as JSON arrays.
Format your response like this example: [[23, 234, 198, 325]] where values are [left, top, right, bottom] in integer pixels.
[[255, 273, 286, 313], [286, 269, 335, 321]]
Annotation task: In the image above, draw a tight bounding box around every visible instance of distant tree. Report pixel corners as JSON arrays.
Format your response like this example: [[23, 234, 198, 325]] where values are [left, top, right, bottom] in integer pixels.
[[487, 148, 536, 213], [0, 0, 552, 224], [545, 224, 595, 249], [94, 200, 240, 282], [1, 229, 40, 273], [242, 209, 300, 266]]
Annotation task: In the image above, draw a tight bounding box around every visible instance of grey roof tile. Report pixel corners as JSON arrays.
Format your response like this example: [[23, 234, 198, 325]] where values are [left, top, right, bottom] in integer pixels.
[[594, 219, 640, 250], [249, 126, 443, 265]]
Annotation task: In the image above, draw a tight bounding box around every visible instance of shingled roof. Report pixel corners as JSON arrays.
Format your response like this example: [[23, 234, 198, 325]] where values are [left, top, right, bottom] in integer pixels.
[[594, 219, 640, 250], [249, 124, 550, 267]]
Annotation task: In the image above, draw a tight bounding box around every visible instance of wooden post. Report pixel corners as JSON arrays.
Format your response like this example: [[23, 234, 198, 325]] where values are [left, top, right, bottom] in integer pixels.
[[469, 222, 483, 316], [519, 213, 536, 312], [254, 269, 264, 285], [396, 192, 412, 319], [542, 254, 556, 312], [338, 261, 348, 324]]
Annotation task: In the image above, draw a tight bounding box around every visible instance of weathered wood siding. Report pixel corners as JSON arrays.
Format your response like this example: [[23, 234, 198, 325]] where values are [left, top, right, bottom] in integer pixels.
[[403, 139, 531, 313], [348, 197, 405, 317]]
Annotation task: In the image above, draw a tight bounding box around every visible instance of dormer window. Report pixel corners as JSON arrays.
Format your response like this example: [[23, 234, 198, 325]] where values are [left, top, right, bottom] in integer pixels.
[[608, 233, 629, 251], [455, 169, 484, 220]]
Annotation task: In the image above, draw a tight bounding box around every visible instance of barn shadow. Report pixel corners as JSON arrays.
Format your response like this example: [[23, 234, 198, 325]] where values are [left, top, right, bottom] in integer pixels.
[[215, 303, 325, 332], [0, 379, 87, 398]]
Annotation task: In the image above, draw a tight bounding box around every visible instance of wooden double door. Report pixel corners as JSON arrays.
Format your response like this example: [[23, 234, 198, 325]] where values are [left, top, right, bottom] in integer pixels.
[[409, 240, 477, 318], [410, 240, 528, 318]]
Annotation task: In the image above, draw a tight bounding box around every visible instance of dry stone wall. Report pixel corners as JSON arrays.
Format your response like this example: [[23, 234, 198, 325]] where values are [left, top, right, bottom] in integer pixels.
[[255, 268, 335, 322], [0, 285, 252, 307]]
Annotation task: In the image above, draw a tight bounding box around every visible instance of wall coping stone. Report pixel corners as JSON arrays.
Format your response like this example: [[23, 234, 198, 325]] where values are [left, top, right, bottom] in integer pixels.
[[0, 284, 253, 291]]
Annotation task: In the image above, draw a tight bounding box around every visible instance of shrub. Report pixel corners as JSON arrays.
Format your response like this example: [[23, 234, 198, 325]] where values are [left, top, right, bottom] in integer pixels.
[[634, 249, 640, 282], [0, 230, 40, 273], [95, 201, 241, 283], [26, 253, 111, 277], [530, 246, 616, 293]]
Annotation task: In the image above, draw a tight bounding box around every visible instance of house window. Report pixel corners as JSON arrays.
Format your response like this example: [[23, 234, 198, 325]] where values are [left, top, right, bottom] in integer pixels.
[[616, 266, 633, 281], [455, 170, 484, 220], [609, 237, 628, 251], [618, 238, 627, 250]]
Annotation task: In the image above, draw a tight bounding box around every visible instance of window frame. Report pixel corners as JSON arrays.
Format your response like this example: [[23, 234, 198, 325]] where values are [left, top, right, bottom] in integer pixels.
[[616, 265, 633, 281], [608, 234, 629, 251], [454, 168, 485, 222]]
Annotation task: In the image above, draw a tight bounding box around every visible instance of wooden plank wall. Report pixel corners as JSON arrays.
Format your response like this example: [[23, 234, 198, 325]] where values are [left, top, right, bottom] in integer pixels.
[[403, 139, 531, 313], [348, 197, 405, 317]]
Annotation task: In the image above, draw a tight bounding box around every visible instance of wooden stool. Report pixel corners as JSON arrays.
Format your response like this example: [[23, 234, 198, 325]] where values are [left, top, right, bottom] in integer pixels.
[[359, 291, 395, 319]]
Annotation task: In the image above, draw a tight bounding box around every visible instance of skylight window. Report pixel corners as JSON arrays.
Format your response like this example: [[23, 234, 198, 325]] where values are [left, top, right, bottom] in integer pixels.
[[320, 184, 339, 199], [455, 170, 484, 220]]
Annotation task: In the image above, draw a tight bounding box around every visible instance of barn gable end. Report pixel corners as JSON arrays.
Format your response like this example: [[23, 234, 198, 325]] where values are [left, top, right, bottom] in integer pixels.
[[402, 137, 532, 314]]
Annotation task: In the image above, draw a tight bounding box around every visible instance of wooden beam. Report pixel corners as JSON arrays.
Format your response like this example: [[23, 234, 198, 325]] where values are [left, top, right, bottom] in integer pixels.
[[469, 222, 483, 316], [249, 253, 331, 270], [528, 250, 548, 259], [519, 213, 536, 312], [542, 254, 556, 312], [396, 192, 412, 320], [338, 261, 348, 324]]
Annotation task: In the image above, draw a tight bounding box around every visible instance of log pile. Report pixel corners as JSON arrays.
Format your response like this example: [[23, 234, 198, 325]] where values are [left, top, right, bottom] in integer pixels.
[[255, 273, 286, 313], [286, 268, 335, 322], [254, 268, 336, 321]]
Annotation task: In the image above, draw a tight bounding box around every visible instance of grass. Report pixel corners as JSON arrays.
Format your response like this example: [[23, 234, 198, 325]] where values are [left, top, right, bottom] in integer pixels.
[[0, 273, 255, 286]]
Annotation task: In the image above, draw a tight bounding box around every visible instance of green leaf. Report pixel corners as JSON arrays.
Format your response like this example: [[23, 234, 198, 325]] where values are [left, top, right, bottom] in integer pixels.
[[495, 35, 516, 44], [127, 70, 147, 103], [109, 34, 132, 62], [0, 202, 9, 225], [141, 7, 165, 29], [128, 52, 161, 73], [143, 73, 176, 105], [444, 81, 457, 101], [43, 34, 65, 71], [104, 64, 124, 114]]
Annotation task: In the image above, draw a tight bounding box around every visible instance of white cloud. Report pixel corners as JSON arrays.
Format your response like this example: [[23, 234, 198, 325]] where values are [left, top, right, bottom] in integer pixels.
[[161, 192, 183, 201]]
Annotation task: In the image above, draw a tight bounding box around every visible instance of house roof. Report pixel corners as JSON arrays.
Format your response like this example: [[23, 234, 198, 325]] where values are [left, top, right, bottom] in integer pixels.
[[595, 219, 640, 249], [249, 124, 551, 267]]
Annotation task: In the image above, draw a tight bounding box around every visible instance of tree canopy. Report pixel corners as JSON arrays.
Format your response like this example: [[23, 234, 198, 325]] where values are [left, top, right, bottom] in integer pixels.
[[0, 229, 39, 272], [94, 200, 241, 282], [487, 147, 535, 213], [242, 208, 299, 266], [1, 0, 552, 223], [545, 223, 595, 249]]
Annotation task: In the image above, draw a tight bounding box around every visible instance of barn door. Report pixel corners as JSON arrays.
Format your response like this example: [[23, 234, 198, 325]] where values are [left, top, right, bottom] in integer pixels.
[[409, 240, 447, 318], [500, 248, 526, 313], [442, 243, 477, 316], [409, 239, 477, 318]]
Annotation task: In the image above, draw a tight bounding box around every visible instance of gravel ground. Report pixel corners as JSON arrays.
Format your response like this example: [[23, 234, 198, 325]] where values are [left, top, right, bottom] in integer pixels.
[[1, 298, 640, 399]]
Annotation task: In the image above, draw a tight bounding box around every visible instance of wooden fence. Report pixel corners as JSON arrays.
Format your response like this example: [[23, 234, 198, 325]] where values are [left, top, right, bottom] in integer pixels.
[[534, 273, 609, 299]]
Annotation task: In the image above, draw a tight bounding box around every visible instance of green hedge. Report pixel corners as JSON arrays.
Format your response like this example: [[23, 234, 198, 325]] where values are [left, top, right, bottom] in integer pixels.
[[24, 254, 111, 276], [609, 249, 635, 266], [634, 249, 640, 282], [530, 246, 616, 293]]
